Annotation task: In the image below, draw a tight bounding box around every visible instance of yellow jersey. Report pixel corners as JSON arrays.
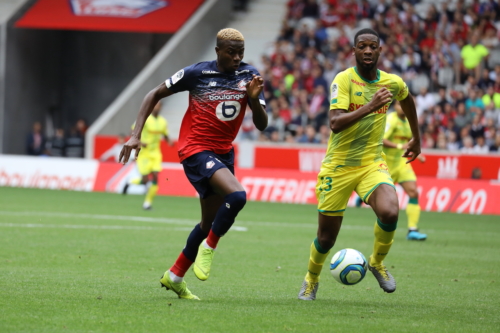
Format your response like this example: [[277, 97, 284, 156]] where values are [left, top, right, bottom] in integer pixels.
[[132, 115, 169, 155], [383, 112, 412, 167], [325, 67, 409, 167]]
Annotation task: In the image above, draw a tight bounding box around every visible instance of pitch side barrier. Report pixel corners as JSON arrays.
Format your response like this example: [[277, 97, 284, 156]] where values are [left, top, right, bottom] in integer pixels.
[[1, 154, 500, 215], [84, 0, 232, 159]]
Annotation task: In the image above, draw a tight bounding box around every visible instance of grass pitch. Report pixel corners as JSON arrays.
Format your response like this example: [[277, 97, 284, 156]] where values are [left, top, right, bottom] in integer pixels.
[[0, 187, 499, 333]]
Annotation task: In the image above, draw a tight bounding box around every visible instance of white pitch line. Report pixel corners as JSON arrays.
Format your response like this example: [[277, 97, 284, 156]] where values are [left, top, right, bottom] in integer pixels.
[[0, 223, 193, 231], [2, 211, 496, 235], [0, 211, 249, 232], [0, 210, 379, 231]]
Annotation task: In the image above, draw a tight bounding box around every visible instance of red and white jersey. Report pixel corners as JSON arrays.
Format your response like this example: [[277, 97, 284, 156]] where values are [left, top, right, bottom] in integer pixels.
[[165, 60, 266, 162]]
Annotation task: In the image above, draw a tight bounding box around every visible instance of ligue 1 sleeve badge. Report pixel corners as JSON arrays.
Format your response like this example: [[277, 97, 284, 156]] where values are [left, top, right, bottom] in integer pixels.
[[70, 0, 168, 18]]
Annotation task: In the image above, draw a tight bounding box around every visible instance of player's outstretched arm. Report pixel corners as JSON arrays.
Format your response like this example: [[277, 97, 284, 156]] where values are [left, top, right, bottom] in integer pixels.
[[399, 93, 421, 163], [246, 75, 267, 131], [119, 83, 173, 164], [329, 88, 393, 133]]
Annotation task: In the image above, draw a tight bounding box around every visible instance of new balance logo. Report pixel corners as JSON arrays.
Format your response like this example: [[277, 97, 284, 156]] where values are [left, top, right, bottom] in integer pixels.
[[208, 82, 217, 87], [202, 70, 220, 74], [355, 92, 362, 96]]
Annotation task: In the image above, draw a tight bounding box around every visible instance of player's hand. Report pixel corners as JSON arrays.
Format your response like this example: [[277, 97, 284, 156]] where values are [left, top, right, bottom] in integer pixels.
[[403, 138, 421, 164], [417, 154, 426, 163], [119, 136, 141, 164], [245, 74, 264, 99], [369, 88, 393, 111]]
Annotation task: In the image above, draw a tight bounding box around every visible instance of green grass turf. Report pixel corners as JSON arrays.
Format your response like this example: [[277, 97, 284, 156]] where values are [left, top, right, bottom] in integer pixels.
[[0, 187, 499, 333]]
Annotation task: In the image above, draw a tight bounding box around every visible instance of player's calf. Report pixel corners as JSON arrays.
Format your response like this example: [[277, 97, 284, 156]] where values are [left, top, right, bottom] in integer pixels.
[[194, 191, 247, 281]]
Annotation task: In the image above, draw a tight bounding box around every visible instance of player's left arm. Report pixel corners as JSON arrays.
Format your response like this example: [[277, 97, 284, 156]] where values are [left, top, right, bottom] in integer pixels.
[[398, 93, 421, 163], [246, 74, 267, 131]]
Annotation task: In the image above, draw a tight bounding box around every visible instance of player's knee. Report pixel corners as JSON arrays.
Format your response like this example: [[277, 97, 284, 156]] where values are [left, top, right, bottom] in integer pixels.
[[378, 207, 399, 224], [226, 191, 247, 212], [407, 189, 418, 199], [317, 235, 335, 251]]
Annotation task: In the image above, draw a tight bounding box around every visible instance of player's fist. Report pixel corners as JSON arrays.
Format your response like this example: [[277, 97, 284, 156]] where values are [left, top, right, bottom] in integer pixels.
[[245, 74, 264, 99], [119, 136, 142, 164], [369, 88, 393, 111]]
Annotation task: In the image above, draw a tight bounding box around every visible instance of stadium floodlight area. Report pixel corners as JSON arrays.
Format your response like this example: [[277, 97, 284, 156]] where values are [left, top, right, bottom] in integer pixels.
[[85, 0, 232, 159]]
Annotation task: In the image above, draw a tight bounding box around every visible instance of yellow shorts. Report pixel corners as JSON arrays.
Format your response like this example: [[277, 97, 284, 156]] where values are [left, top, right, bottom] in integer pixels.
[[137, 151, 162, 176], [316, 161, 395, 216], [388, 159, 417, 184]]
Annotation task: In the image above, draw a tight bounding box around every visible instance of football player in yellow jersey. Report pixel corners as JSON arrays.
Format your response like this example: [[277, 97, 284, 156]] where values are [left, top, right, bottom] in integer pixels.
[[298, 28, 421, 300], [122, 102, 172, 210], [383, 100, 427, 241]]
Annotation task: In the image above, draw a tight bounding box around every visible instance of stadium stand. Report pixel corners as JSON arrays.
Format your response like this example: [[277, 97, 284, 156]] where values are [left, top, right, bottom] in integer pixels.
[[253, 0, 500, 153]]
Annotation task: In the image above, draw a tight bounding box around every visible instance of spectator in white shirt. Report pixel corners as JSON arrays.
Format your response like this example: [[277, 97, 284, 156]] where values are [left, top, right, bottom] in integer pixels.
[[460, 136, 475, 153], [473, 136, 490, 154], [415, 87, 436, 118]]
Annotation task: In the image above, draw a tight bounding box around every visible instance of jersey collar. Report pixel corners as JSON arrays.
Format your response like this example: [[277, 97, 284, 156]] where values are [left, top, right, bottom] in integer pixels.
[[354, 67, 380, 84]]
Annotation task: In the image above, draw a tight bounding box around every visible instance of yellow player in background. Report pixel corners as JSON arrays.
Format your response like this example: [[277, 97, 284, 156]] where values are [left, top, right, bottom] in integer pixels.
[[122, 102, 172, 210], [383, 100, 427, 240]]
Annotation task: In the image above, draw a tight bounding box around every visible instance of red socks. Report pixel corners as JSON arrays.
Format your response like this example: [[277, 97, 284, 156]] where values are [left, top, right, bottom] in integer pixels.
[[205, 230, 220, 249], [170, 252, 193, 277]]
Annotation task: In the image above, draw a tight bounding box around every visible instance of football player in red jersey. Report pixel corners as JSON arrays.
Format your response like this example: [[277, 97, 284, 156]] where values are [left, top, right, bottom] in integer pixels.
[[119, 28, 267, 300]]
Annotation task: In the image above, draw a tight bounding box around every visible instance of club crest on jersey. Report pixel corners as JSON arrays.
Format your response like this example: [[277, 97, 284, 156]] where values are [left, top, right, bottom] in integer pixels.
[[70, 0, 168, 18], [171, 69, 184, 84], [237, 80, 247, 90], [206, 161, 215, 169]]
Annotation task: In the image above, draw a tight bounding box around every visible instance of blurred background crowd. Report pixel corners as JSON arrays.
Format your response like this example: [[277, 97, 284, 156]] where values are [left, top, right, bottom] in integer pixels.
[[26, 119, 87, 158], [240, 0, 500, 154], [24, 0, 500, 157]]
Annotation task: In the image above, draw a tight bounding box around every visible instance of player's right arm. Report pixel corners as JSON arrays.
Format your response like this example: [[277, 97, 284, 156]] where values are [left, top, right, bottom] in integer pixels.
[[119, 83, 173, 164]]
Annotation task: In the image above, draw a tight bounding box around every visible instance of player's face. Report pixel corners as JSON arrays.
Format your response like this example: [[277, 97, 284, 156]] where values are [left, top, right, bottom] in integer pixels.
[[216, 40, 245, 72], [353, 34, 381, 71]]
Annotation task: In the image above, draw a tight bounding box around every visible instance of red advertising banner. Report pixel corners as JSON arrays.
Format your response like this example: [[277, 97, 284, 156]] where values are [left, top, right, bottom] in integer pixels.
[[252, 146, 500, 181], [15, 0, 204, 33], [0, 154, 498, 215], [94, 136, 500, 180], [93, 162, 500, 215]]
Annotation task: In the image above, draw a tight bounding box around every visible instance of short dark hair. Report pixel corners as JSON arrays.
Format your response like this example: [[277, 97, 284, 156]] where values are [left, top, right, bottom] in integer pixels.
[[354, 28, 380, 45]]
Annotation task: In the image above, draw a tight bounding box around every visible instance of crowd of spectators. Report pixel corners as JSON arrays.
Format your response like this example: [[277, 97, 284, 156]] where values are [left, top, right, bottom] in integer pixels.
[[26, 119, 87, 158], [241, 0, 500, 154]]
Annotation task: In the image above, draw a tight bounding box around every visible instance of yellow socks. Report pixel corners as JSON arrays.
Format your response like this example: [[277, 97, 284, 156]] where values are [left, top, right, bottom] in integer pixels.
[[370, 219, 396, 266], [144, 184, 158, 206], [305, 238, 330, 282], [406, 198, 421, 230]]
